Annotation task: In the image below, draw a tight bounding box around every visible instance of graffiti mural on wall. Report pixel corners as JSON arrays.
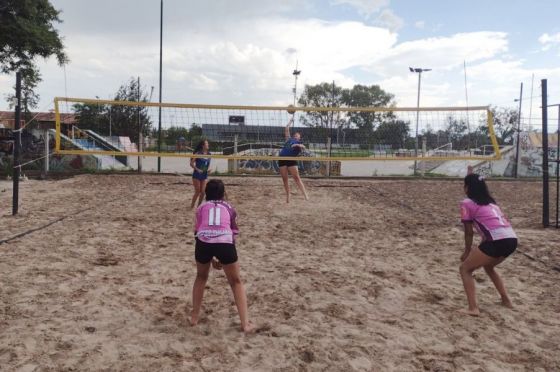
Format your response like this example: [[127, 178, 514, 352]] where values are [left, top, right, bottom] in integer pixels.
[[49, 154, 98, 171], [0, 130, 101, 173], [234, 148, 340, 176]]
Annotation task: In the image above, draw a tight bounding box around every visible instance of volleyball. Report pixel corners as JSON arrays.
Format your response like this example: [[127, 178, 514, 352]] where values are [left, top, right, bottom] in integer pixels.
[[287, 104, 296, 114]]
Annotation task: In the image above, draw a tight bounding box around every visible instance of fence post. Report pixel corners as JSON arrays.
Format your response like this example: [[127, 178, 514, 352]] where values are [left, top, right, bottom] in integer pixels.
[[542, 79, 549, 227]]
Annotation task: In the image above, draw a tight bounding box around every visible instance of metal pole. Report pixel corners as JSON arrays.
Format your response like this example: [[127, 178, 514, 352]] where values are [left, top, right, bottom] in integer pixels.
[[12, 72, 22, 215], [514, 82, 523, 178], [529, 73, 534, 131], [556, 105, 560, 228], [542, 79, 549, 227], [293, 61, 299, 106], [233, 134, 238, 173], [157, 0, 163, 172], [328, 80, 335, 177], [44, 129, 49, 175], [138, 76, 142, 173], [464, 60, 471, 154], [109, 95, 112, 138], [414, 71, 421, 175]]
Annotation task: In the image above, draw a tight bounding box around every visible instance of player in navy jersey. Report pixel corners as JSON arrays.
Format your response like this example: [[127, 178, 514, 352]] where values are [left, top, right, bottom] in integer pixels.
[[190, 139, 212, 209], [278, 117, 309, 203]]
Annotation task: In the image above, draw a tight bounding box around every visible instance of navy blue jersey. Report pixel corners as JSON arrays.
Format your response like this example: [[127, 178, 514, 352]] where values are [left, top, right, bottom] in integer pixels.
[[279, 138, 302, 157], [194, 153, 211, 172]]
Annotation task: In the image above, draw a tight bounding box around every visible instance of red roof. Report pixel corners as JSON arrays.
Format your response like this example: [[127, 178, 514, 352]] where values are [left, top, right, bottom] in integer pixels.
[[0, 111, 77, 128]]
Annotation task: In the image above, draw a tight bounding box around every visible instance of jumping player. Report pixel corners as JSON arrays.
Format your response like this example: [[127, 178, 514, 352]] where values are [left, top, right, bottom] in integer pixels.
[[278, 117, 309, 203], [458, 168, 517, 316], [191, 179, 254, 333], [190, 139, 211, 209]]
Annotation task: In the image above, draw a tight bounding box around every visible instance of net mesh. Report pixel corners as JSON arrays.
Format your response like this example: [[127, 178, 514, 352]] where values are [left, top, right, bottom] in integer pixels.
[[54, 97, 500, 161]]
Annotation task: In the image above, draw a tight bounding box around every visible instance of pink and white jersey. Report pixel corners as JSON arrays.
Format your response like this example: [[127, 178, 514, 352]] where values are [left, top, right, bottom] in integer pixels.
[[195, 200, 239, 244], [460, 198, 517, 241]]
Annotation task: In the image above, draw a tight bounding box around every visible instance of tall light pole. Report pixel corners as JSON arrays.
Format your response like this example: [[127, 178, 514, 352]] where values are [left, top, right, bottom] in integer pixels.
[[292, 61, 301, 106], [409, 67, 431, 175], [157, 0, 163, 172], [513, 82, 523, 178]]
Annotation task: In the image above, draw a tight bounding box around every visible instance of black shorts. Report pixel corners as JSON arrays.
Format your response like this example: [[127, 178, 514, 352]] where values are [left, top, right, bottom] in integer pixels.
[[278, 160, 298, 168], [479, 238, 517, 258], [195, 238, 238, 265]]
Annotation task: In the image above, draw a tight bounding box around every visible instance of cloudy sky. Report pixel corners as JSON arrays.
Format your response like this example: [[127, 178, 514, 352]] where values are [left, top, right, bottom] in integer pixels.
[[1, 0, 560, 129]]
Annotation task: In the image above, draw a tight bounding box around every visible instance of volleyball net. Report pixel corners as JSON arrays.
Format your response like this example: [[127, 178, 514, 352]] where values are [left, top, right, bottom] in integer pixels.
[[54, 97, 501, 161]]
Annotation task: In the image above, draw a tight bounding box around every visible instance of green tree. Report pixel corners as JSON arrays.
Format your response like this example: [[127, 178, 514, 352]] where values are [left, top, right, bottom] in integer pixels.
[[297, 82, 345, 134], [71, 101, 107, 134], [73, 78, 153, 144], [342, 84, 395, 135], [1, 0, 68, 110], [164, 126, 189, 146], [375, 120, 410, 149], [489, 106, 518, 145], [297, 82, 395, 142], [445, 116, 470, 150]]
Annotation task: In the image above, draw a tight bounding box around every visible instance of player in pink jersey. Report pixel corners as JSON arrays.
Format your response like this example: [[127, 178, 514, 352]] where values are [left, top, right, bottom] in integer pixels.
[[458, 170, 517, 316], [190, 179, 254, 333]]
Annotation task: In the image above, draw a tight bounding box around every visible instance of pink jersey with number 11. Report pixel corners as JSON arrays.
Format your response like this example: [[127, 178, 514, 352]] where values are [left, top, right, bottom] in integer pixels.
[[195, 200, 239, 244], [460, 198, 517, 242]]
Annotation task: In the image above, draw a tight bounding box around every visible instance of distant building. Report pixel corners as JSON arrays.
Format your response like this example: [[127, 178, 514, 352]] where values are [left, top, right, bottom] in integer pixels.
[[0, 111, 78, 131], [201, 123, 364, 146]]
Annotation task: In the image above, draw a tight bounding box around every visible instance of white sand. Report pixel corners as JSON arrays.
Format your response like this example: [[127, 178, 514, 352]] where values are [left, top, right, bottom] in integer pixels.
[[0, 175, 559, 371]]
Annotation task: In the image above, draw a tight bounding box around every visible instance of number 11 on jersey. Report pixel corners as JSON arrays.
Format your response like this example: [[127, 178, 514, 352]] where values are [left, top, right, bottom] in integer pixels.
[[208, 207, 221, 226]]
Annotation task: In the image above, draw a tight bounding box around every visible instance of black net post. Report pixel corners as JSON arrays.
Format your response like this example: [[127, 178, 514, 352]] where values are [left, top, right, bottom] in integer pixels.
[[542, 79, 549, 227], [12, 71, 22, 215], [556, 106, 560, 228]]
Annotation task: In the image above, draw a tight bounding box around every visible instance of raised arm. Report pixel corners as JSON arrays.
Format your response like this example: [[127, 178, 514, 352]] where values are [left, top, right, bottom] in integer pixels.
[[284, 117, 294, 140]]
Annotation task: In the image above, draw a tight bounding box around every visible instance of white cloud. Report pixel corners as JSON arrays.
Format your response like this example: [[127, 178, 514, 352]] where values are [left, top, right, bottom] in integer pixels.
[[2, 1, 559, 120], [365, 31, 509, 87], [16, 18, 397, 107], [330, 0, 389, 18], [374, 9, 404, 32], [538, 32, 560, 52], [538, 32, 560, 44], [414, 21, 425, 30]]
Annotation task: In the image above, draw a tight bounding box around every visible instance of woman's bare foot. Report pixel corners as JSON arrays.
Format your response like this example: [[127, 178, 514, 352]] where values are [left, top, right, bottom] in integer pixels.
[[242, 322, 256, 334], [501, 298, 513, 308], [190, 312, 199, 326], [457, 308, 480, 317]]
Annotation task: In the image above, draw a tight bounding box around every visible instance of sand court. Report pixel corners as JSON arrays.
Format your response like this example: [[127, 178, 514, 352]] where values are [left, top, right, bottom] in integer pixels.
[[0, 174, 559, 371]]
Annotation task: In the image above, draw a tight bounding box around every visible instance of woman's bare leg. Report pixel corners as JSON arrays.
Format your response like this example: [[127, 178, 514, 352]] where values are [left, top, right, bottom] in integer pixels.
[[191, 179, 201, 209], [279, 166, 290, 203], [191, 261, 211, 326], [198, 179, 208, 206], [288, 166, 308, 200], [222, 262, 254, 333], [483, 260, 512, 308], [459, 246, 503, 316]]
